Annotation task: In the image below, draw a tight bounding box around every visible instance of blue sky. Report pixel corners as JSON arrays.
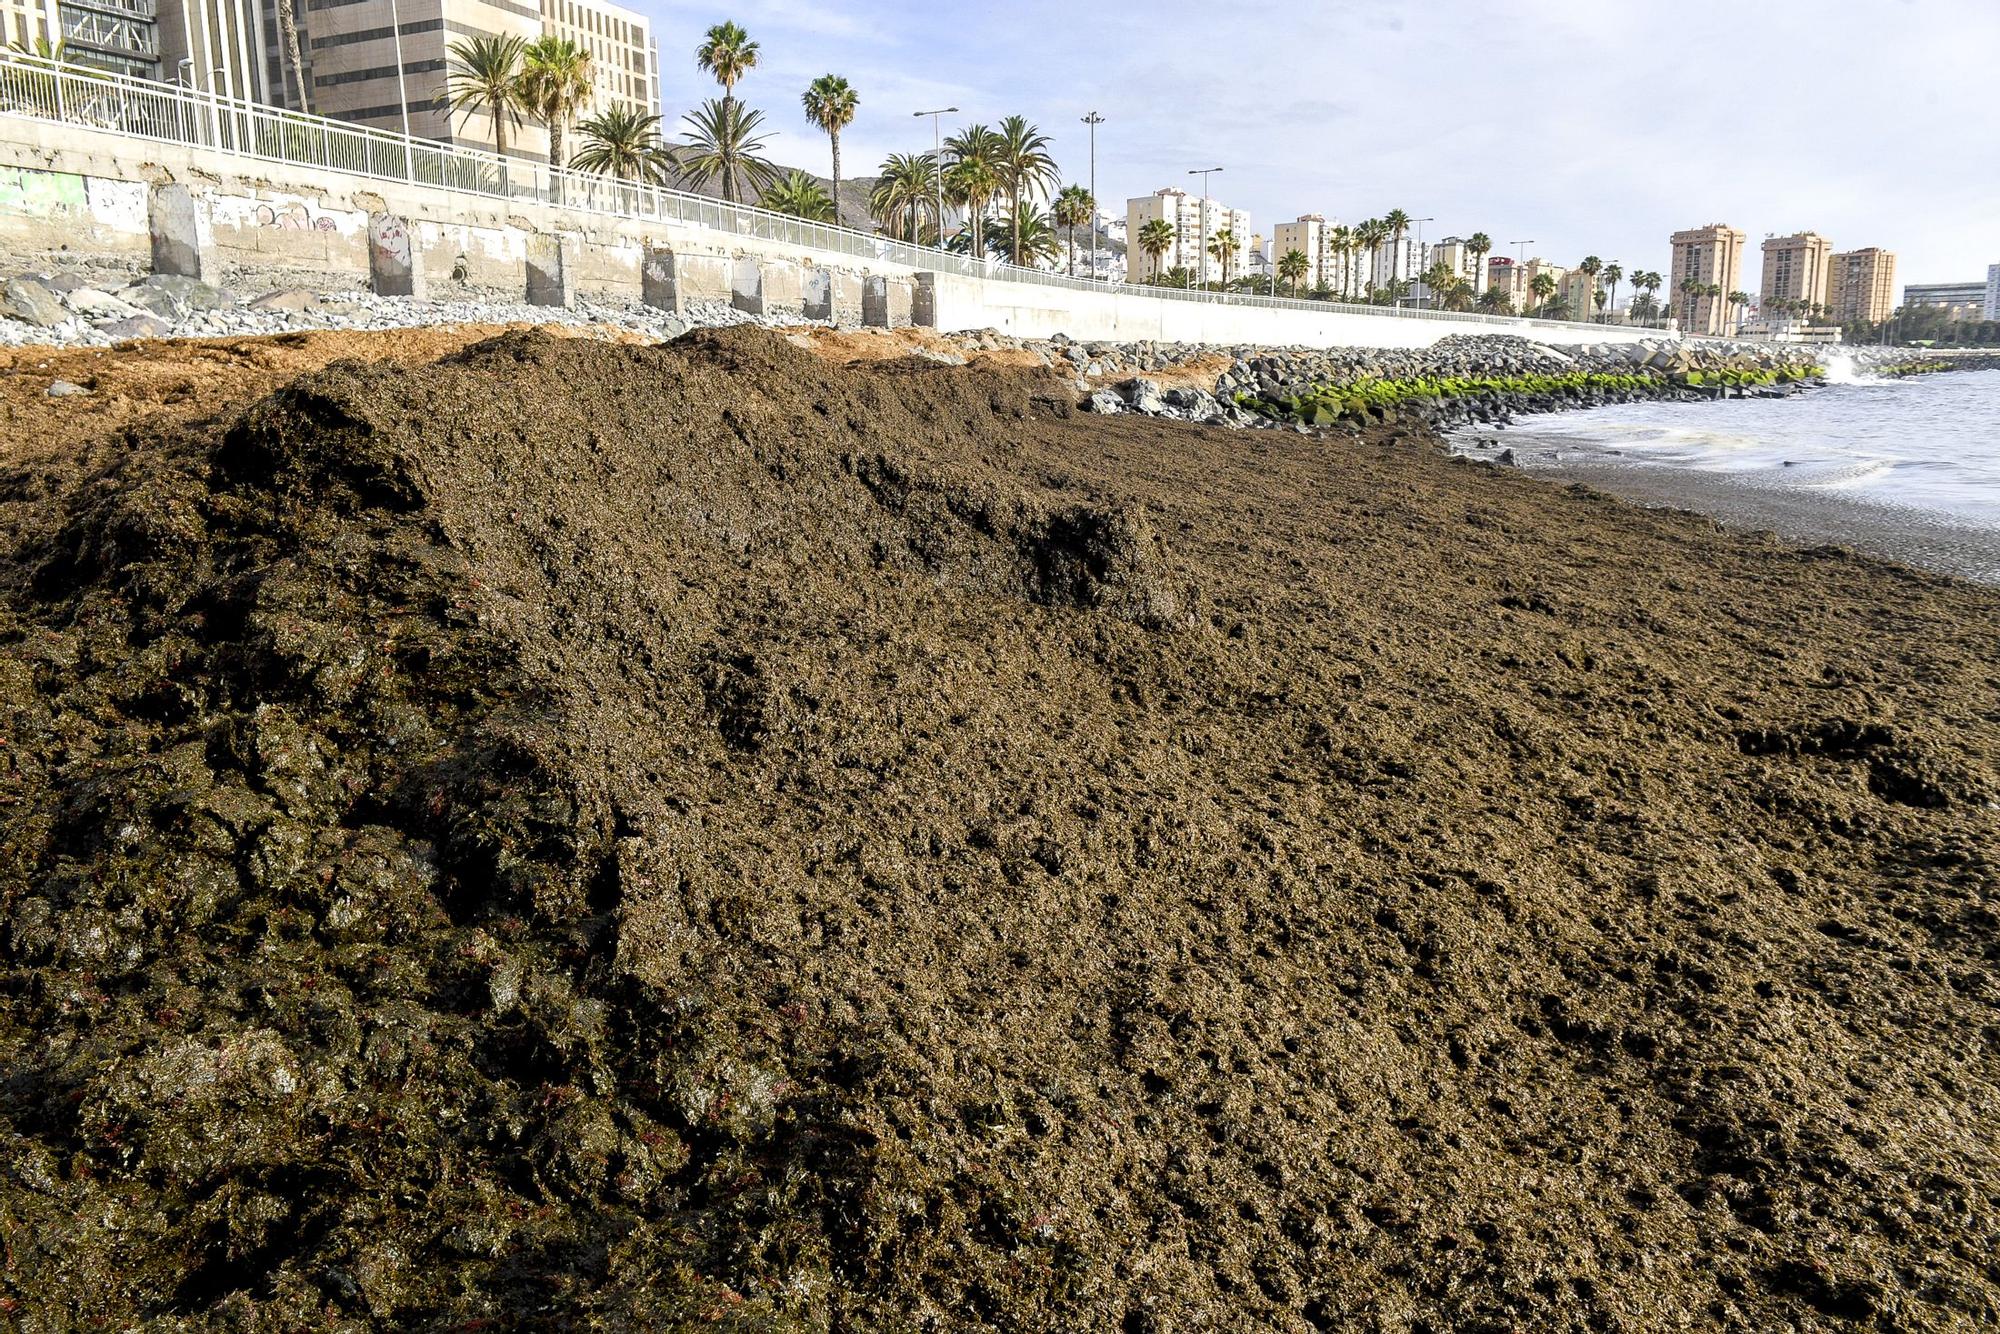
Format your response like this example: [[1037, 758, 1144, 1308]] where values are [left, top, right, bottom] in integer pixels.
[[639, 0, 1999, 288]]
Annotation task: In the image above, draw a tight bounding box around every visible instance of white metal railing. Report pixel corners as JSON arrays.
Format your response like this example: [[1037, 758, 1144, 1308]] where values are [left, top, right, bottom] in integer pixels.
[[0, 49, 1648, 339]]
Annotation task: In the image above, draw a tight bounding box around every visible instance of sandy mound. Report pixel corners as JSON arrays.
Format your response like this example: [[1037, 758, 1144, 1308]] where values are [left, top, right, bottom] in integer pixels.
[[1, 328, 1996, 1329]]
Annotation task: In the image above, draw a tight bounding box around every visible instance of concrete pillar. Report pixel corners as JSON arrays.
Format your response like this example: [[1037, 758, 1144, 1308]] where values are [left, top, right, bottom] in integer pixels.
[[912, 272, 937, 328], [862, 275, 890, 328], [731, 256, 764, 316], [641, 243, 680, 312], [526, 234, 572, 308], [148, 183, 209, 280], [801, 267, 832, 322], [367, 212, 424, 298]]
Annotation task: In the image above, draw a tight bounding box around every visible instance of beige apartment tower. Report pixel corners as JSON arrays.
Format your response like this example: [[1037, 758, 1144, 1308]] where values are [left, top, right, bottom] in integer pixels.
[[1272, 214, 1340, 293], [1125, 188, 1250, 284], [1669, 223, 1747, 335], [1759, 232, 1832, 314], [297, 0, 657, 157], [1826, 248, 1898, 324]]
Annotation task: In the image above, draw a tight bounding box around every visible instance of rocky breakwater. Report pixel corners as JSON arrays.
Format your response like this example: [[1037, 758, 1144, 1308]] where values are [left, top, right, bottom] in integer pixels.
[[1210, 335, 1829, 434]]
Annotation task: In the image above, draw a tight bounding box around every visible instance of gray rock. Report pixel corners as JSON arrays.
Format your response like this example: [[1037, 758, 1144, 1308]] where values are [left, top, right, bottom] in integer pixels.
[[65, 287, 142, 320], [99, 314, 172, 340], [1084, 390, 1124, 414], [248, 287, 321, 313], [1119, 377, 1166, 414], [121, 274, 237, 318], [1, 277, 68, 327], [46, 379, 90, 397]]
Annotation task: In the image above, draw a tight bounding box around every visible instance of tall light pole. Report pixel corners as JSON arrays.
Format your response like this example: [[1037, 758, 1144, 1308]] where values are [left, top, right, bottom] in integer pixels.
[[389, 0, 413, 181], [1407, 215, 1434, 307], [1081, 111, 1104, 282], [1188, 166, 1222, 290], [913, 107, 957, 253]]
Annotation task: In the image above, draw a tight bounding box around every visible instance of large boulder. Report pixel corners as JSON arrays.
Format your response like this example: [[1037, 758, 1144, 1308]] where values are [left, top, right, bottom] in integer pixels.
[[1, 276, 69, 327], [120, 274, 237, 319], [248, 287, 321, 314], [65, 288, 143, 320], [98, 314, 172, 341]]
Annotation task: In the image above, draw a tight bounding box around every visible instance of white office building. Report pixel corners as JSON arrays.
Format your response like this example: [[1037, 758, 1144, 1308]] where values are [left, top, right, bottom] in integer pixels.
[[1985, 263, 1999, 321]]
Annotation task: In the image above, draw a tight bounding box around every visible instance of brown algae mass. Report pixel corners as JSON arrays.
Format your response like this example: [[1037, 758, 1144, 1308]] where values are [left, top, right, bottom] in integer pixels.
[[1, 328, 1997, 1329]]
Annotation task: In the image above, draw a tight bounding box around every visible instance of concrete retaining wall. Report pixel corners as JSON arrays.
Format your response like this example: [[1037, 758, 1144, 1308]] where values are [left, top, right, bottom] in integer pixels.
[[0, 114, 1672, 349]]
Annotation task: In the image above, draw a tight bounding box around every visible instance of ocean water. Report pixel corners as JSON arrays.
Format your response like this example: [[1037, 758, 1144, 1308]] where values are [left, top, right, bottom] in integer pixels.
[[1452, 365, 2000, 581]]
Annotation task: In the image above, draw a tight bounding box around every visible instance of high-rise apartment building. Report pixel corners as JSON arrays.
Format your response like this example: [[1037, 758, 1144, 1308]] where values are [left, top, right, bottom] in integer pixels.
[[1485, 255, 1521, 309], [1430, 238, 1487, 293], [1521, 256, 1566, 310], [1759, 232, 1832, 314], [1985, 263, 2000, 321], [3, 0, 159, 78], [1825, 248, 1897, 324], [1273, 214, 1347, 292], [1125, 188, 1250, 284], [1669, 223, 1747, 335], [1902, 282, 1985, 320]]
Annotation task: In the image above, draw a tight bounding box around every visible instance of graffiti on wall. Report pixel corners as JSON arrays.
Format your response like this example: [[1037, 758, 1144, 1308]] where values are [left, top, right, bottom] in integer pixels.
[[253, 200, 339, 232], [0, 166, 88, 217]]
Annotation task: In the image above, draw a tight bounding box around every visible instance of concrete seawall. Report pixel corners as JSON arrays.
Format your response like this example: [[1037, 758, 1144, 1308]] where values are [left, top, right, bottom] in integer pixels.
[[1, 112, 1668, 349]]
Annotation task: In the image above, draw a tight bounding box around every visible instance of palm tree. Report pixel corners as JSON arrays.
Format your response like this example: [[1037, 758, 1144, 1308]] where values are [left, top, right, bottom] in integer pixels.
[[1577, 255, 1603, 322], [801, 74, 857, 227], [1477, 284, 1513, 314], [1354, 218, 1389, 301], [1441, 279, 1475, 312], [1466, 232, 1492, 293], [1728, 289, 1750, 334], [676, 97, 780, 204], [943, 125, 1002, 256], [1207, 228, 1238, 287], [1601, 262, 1623, 322], [1382, 209, 1411, 290], [1278, 248, 1309, 297], [994, 116, 1058, 273], [1706, 283, 1725, 333], [696, 21, 757, 113], [517, 36, 592, 174], [1138, 217, 1174, 282], [1051, 184, 1094, 276], [442, 34, 528, 164], [1422, 259, 1457, 309], [570, 104, 669, 182], [983, 203, 1060, 269], [1530, 271, 1557, 316], [273, 0, 309, 113], [1327, 224, 1354, 298], [870, 152, 936, 244], [1679, 278, 1701, 330], [761, 169, 836, 222]]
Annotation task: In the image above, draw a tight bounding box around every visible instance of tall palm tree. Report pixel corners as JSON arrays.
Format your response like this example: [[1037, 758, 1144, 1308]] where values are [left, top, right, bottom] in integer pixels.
[[1476, 284, 1513, 314], [1355, 218, 1388, 301], [1601, 261, 1623, 322], [517, 35, 592, 174], [1207, 228, 1237, 287], [570, 104, 668, 182], [442, 34, 528, 163], [696, 21, 757, 113], [801, 74, 857, 227], [983, 203, 1060, 269], [1051, 184, 1094, 276], [869, 152, 936, 244], [1327, 224, 1354, 298], [994, 115, 1058, 273], [761, 169, 835, 222], [943, 124, 1001, 255], [1466, 232, 1492, 293], [1138, 217, 1174, 282], [273, 0, 309, 113], [1530, 271, 1557, 315], [1382, 208, 1411, 290], [1278, 248, 1309, 297], [1679, 278, 1703, 330], [676, 97, 780, 204], [1422, 259, 1457, 308], [1729, 289, 1750, 334], [1577, 255, 1602, 322]]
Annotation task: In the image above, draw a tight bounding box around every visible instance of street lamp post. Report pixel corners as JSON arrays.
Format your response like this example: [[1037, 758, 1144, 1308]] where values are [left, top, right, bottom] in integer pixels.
[[1081, 111, 1104, 282], [913, 107, 958, 254], [1510, 239, 1535, 312], [1407, 215, 1433, 307], [1188, 166, 1222, 292]]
